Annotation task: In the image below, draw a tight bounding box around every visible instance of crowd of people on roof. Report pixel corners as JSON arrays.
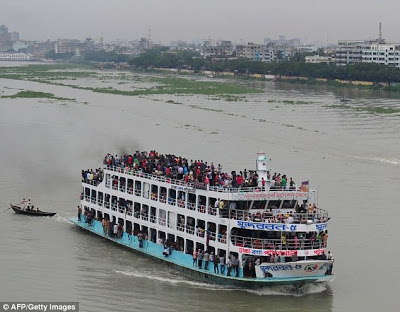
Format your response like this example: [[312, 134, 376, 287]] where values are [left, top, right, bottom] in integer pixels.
[[82, 168, 104, 185], [101, 151, 297, 190]]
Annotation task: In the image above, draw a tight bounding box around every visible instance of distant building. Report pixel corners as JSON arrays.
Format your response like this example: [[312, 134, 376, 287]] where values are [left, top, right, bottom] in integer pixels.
[[201, 40, 233, 57], [305, 55, 332, 63], [0, 52, 31, 61], [236, 43, 276, 62], [9, 32, 19, 42], [362, 43, 400, 67], [55, 39, 80, 54], [335, 40, 400, 67]]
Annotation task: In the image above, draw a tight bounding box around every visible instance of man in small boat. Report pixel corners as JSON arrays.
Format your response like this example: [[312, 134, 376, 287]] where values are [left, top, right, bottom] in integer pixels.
[[19, 198, 27, 210]]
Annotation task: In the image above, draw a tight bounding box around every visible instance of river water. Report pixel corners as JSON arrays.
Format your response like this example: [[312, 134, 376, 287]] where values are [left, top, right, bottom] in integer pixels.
[[0, 64, 399, 312]]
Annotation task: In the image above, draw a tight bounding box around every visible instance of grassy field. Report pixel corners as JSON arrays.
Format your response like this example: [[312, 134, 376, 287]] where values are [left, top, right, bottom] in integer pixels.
[[2, 90, 75, 101]]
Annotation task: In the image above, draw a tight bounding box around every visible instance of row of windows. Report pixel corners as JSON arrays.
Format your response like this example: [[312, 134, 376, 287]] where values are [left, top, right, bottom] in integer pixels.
[[84, 206, 234, 258]]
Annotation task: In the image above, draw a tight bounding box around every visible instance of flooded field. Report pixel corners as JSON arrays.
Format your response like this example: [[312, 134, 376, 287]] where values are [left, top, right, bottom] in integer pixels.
[[0, 62, 399, 311]]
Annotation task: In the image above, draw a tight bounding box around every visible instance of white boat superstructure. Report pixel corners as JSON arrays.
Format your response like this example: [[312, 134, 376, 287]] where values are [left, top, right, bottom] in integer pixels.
[[73, 151, 333, 286]]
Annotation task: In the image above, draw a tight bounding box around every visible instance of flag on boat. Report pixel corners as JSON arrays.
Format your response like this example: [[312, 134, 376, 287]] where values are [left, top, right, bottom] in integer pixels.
[[300, 180, 309, 192]]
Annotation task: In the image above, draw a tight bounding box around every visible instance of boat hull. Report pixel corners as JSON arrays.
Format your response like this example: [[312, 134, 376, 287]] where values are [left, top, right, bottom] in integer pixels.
[[10, 204, 56, 217], [70, 217, 333, 287]]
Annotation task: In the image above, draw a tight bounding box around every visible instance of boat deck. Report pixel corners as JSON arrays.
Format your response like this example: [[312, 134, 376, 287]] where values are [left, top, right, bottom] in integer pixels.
[[70, 218, 333, 287]]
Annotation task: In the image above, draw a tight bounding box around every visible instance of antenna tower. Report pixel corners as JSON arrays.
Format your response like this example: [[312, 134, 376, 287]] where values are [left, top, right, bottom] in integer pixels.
[[379, 22, 382, 43]]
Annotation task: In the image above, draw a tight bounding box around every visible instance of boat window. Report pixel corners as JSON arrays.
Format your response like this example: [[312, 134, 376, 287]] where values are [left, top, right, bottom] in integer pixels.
[[119, 177, 126, 192], [167, 211, 175, 228], [98, 192, 104, 207], [134, 181, 141, 196], [196, 242, 205, 252], [133, 223, 140, 234], [150, 206, 156, 223], [143, 182, 150, 199], [104, 194, 110, 209], [186, 239, 194, 254], [158, 209, 166, 226], [150, 228, 157, 243], [186, 216, 195, 235], [207, 222, 216, 240], [133, 202, 140, 218], [112, 175, 118, 190], [267, 200, 281, 209], [176, 236, 184, 252], [151, 185, 158, 201], [158, 230, 166, 244], [177, 191, 185, 208], [218, 225, 227, 244], [217, 249, 226, 257], [141, 205, 149, 221], [282, 200, 296, 209], [127, 179, 134, 194], [105, 173, 111, 188], [167, 233, 175, 244], [168, 188, 176, 206], [177, 214, 185, 231], [126, 220, 132, 234], [160, 187, 167, 203]]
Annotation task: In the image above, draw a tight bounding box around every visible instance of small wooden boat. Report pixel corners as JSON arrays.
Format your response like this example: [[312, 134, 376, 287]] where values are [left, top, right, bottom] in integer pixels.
[[340, 97, 351, 102], [10, 204, 56, 217]]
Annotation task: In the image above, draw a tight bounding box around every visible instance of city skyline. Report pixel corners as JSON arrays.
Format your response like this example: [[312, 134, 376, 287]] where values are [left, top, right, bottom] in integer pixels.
[[2, 0, 400, 45]]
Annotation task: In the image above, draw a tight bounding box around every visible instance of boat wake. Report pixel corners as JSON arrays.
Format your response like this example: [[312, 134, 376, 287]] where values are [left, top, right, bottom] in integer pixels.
[[244, 282, 328, 296], [349, 155, 400, 166], [115, 269, 329, 296], [115, 270, 228, 289]]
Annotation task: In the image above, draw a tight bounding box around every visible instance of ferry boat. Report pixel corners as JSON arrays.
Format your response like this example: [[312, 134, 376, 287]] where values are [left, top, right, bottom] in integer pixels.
[[70, 151, 334, 287]]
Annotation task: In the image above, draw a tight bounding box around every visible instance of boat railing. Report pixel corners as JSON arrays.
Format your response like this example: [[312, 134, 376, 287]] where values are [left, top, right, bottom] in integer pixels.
[[217, 234, 227, 244], [127, 187, 134, 195], [111, 203, 117, 211], [119, 185, 126, 192], [149, 215, 157, 223], [151, 193, 158, 201], [196, 228, 205, 237], [168, 198, 176, 206], [197, 204, 206, 214], [187, 202, 196, 211], [208, 205, 218, 216], [158, 219, 167, 226], [186, 225, 195, 235], [208, 231, 216, 241], [134, 189, 141, 196], [83, 179, 102, 186], [141, 213, 149, 221], [159, 195, 167, 203], [106, 166, 195, 188], [105, 166, 309, 194], [177, 199, 185, 208], [177, 224, 185, 232], [231, 235, 326, 250], [226, 208, 329, 224], [104, 202, 110, 209]]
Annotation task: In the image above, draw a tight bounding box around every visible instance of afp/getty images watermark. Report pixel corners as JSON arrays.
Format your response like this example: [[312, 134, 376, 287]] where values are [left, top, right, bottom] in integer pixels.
[[1, 303, 79, 312]]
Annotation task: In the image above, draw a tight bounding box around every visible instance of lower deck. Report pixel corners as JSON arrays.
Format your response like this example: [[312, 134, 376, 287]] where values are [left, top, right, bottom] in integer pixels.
[[70, 217, 333, 287]]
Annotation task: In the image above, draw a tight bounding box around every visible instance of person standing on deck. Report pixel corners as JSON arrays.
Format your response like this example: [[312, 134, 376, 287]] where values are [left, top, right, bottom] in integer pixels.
[[226, 256, 232, 276], [138, 232, 143, 248], [203, 250, 210, 270], [113, 223, 118, 237], [198, 250, 204, 269], [192, 249, 198, 267], [77, 205, 82, 221], [219, 255, 225, 274]]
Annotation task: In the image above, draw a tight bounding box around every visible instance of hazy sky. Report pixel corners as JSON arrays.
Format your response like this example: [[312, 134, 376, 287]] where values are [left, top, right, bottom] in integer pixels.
[[2, 0, 400, 45]]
